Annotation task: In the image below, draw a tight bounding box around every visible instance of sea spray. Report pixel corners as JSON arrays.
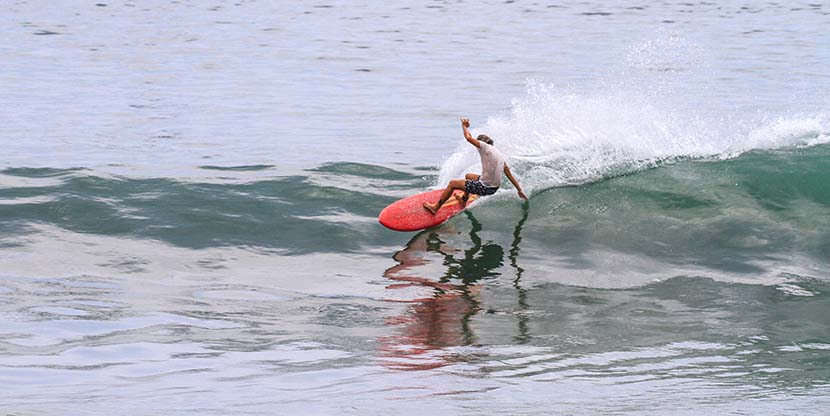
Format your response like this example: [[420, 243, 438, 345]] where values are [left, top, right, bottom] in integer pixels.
[[436, 32, 829, 194], [437, 82, 829, 194]]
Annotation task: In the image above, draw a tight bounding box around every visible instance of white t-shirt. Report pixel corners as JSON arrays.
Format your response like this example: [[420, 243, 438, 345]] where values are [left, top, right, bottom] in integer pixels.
[[477, 142, 506, 188]]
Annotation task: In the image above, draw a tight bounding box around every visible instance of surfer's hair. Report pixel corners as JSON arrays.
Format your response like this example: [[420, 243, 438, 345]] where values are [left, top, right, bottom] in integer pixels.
[[477, 134, 494, 145]]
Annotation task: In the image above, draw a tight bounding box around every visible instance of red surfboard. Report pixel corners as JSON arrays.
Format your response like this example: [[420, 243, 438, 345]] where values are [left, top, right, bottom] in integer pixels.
[[378, 189, 479, 232]]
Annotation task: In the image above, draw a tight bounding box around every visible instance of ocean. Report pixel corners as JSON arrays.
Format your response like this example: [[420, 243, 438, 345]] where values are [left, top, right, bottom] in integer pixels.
[[1, 1, 829, 414]]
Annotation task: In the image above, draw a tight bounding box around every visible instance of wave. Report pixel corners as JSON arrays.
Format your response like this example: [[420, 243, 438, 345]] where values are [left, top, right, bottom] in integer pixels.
[[0, 165, 423, 255], [436, 83, 829, 194], [1, 143, 828, 282], [198, 164, 275, 172]]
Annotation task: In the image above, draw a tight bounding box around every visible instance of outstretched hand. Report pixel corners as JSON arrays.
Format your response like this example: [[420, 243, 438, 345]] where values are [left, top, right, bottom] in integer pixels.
[[518, 190, 528, 200], [461, 118, 470, 128]]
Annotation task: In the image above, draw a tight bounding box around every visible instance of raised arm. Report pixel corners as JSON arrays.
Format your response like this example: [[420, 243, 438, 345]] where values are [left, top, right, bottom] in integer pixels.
[[504, 164, 528, 200], [461, 118, 480, 148]]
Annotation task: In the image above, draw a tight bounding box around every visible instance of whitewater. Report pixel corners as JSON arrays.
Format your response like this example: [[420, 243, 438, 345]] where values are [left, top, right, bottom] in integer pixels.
[[437, 33, 829, 194]]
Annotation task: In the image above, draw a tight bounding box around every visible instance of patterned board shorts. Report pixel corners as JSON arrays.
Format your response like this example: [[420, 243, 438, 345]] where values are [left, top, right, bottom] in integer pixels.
[[465, 180, 499, 196]]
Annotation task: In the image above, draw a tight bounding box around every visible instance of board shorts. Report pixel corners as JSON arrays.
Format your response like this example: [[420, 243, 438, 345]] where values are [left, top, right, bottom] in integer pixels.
[[465, 180, 499, 196]]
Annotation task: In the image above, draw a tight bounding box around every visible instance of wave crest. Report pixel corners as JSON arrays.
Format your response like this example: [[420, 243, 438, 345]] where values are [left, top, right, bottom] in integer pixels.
[[437, 83, 828, 194]]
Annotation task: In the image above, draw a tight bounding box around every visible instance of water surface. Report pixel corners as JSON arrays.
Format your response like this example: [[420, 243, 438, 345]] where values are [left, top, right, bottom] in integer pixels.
[[1, 1, 829, 414]]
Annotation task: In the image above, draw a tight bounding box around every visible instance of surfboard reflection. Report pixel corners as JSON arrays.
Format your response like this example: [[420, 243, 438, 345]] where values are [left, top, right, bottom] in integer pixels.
[[380, 204, 530, 370]]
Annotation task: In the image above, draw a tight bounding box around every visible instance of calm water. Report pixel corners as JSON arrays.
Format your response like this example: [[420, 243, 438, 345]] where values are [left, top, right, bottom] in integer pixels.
[[1, 1, 829, 415]]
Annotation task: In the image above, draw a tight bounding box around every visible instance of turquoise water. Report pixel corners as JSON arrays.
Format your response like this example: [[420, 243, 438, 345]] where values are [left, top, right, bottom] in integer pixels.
[[1, 1, 830, 415]]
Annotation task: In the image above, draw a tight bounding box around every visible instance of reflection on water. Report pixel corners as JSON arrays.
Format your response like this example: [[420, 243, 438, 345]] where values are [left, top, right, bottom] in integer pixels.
[[377, 203, 830, 413], [381, 204, 529, 370]]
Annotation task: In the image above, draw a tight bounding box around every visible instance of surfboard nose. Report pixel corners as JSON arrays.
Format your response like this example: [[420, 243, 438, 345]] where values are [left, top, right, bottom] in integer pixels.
[[378, 206, 394, 229]]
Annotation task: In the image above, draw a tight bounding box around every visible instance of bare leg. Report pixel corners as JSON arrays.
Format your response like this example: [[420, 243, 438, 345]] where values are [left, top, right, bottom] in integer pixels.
[[424, 179, 466, 214], [458, 173, 479, 202]]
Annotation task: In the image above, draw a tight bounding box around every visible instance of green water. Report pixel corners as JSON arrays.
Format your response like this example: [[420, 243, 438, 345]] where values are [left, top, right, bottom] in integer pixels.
[[1, 146, 829, 415]]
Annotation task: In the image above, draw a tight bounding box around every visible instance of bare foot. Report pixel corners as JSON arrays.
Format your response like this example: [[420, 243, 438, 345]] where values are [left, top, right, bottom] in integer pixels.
[[422, 202, 438, 215]]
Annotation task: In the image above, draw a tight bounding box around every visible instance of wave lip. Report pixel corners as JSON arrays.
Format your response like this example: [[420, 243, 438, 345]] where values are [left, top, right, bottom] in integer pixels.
[[437, 81, 830, 194]]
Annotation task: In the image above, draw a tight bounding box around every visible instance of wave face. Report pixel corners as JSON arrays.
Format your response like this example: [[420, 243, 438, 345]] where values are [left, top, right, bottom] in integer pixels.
[[508, 146, 830, 282], [2, 145, 829, 284]]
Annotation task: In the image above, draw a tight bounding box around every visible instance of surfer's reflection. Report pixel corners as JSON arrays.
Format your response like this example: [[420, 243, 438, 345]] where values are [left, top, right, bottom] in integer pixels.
[[380, 205, 530, 370]]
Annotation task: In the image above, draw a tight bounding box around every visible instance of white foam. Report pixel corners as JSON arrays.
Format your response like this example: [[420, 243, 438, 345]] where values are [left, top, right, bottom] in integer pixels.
[[438, 80, 829, 194], [436, 32, 830, 195]]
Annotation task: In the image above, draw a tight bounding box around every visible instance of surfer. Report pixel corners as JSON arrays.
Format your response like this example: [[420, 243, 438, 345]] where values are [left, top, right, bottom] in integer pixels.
[[423, 118, 527, 215]]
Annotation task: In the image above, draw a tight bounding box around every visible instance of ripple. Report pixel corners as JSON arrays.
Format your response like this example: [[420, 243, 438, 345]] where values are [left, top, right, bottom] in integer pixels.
[[28, 306, 90, 317], [193, 288, 294, 302], [776, 283, 816, 297], [0, 313, 242, 347], [198, 164, 275, 172]]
